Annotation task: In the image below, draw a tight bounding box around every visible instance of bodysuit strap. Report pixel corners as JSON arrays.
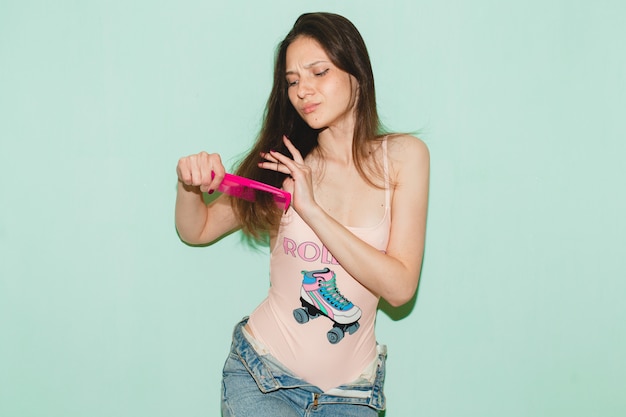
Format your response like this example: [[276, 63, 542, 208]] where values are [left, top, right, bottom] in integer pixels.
[[382, 137, 391, 208]]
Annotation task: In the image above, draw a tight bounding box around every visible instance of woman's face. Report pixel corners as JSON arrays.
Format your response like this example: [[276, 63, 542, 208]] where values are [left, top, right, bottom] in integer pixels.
[[285, 36, 358, 131]]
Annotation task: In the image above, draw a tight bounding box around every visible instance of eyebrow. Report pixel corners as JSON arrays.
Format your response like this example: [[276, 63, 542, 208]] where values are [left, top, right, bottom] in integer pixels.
[[285, 60, 330, 76]]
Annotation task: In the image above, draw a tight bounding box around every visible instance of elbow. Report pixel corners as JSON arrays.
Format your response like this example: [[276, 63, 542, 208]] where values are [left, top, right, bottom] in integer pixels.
[[176, 227, 205, 246], [385, 293, 415, 308], [384, 279, 419, 308]]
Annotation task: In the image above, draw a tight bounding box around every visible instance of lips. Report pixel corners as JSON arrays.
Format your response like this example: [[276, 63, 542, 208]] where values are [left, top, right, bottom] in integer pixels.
[[301, 103, 319, 114]]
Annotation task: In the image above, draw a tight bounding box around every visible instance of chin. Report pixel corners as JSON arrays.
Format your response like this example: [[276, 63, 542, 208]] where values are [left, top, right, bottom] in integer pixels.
[[301, 117, 326, 130], [306, 123, 326, 130]]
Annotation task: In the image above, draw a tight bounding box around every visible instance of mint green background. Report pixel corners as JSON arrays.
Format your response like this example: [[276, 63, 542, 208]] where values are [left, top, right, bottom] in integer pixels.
[[1, 1, 625, 416]]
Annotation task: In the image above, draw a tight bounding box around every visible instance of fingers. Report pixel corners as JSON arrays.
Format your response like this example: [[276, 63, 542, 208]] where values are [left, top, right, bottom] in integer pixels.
[[282, 135, 304, 163], [177, 152, 225, 193], [282, 175, 295, 194], [258, 136, 302, 173], [258, 151, 291, 175], [259, 150, 280, 164]]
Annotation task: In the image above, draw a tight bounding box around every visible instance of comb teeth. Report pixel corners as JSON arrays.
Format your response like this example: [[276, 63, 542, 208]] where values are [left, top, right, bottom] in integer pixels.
[[217, 173, 291, 210]]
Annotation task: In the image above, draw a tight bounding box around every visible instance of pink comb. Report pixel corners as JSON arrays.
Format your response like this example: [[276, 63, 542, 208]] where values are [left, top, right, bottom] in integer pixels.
[[216, 172, 291, 211]]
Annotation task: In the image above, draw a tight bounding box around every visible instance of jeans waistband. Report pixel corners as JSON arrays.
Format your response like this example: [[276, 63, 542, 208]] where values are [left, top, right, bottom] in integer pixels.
[[230, 317, 386, 410]]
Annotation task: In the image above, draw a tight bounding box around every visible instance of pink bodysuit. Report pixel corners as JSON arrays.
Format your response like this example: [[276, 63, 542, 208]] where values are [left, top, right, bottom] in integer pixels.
[[248, 139, 391, 392]]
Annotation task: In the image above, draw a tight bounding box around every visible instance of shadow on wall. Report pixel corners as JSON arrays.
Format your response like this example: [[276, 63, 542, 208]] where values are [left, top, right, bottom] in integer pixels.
[[378, 291, 417, 321]]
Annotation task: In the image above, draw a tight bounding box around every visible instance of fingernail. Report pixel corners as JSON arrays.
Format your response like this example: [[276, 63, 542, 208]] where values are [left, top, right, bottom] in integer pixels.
[[208, 189, 214, 194]]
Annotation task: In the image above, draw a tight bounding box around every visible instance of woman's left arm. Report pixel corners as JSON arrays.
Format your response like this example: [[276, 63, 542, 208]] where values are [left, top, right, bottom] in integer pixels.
[[265, 135, 430, 307]]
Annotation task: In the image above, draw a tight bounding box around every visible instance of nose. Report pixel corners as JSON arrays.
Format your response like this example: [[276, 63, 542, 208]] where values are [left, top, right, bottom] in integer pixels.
[[296, 78, 314, 99]]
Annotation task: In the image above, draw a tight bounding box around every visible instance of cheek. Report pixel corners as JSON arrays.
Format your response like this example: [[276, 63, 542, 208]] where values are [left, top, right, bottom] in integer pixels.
[[332, 78, 353, 104]]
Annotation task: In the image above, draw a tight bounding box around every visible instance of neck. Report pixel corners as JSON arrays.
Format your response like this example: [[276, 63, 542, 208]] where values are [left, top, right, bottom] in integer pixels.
[[316, 123, 356, 165]]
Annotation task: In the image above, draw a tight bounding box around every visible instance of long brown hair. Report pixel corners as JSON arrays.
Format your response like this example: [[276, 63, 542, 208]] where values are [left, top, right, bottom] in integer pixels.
[[233, 12, 386, 238]]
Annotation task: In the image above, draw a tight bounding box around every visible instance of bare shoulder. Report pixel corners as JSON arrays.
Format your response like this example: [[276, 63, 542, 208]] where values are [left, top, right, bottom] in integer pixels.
[[385, 134, 430, 177]]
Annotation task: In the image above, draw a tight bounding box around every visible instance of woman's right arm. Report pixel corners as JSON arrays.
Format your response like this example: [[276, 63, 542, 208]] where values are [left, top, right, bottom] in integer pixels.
[[175, 152, 241, 245]]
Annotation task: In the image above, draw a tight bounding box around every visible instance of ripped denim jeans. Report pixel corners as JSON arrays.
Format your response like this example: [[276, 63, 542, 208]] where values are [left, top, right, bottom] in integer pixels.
[[221, 317, 386, 417]]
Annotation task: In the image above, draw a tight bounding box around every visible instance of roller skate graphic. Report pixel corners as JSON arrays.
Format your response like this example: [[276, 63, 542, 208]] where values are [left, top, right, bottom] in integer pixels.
[[292, 268, 361, 344]]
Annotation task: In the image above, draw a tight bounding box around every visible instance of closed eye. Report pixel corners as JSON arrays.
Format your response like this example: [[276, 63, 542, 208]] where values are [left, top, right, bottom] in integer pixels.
[[315, 69, 329, 77], [286, 68, 329, 87]]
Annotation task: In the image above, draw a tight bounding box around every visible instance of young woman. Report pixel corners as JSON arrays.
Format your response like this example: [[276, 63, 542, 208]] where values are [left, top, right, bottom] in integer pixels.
[[175, 12, 429, 416]]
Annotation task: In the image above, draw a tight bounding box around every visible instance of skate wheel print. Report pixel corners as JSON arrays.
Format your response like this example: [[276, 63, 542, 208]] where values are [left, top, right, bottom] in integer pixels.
[[295, 268, 363, 344]]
